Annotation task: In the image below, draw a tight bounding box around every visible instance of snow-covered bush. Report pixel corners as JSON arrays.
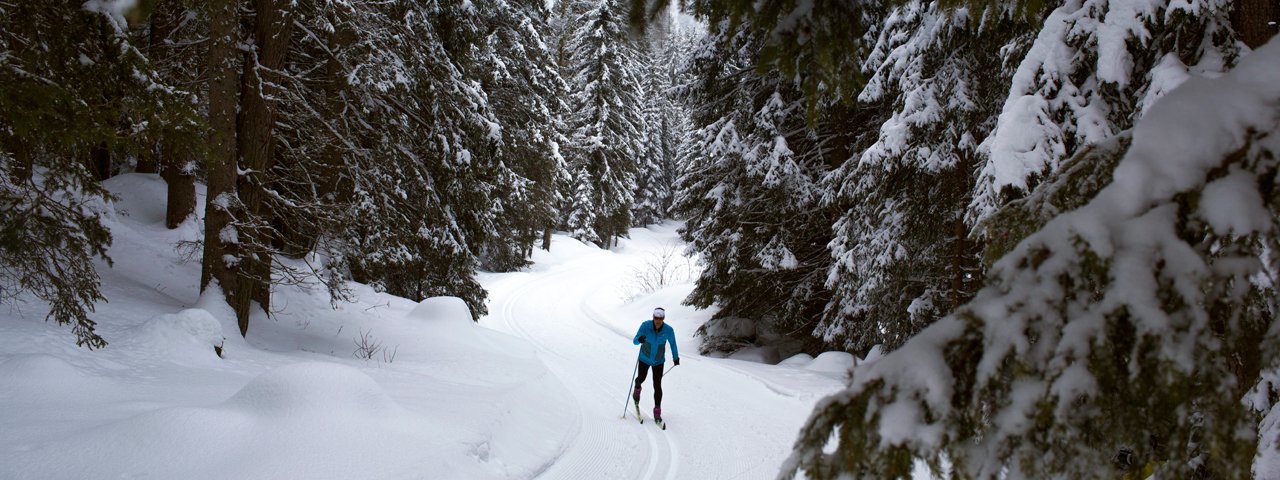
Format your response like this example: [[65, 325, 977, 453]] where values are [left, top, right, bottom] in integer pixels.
[[784, 38, 1280, 479], [621, 242, 695, 302]]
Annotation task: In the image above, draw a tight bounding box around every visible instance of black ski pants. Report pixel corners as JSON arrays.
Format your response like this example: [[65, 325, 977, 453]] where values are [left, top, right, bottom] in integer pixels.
[[635, 361, 664, 407]]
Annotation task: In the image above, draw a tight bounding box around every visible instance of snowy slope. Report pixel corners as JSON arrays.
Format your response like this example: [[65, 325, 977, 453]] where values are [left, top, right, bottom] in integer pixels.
[[0, 174, 850, 479]]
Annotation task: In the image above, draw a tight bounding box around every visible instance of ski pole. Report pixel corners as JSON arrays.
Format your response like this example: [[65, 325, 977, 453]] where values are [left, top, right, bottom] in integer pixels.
[[620, 356, 640, 419]]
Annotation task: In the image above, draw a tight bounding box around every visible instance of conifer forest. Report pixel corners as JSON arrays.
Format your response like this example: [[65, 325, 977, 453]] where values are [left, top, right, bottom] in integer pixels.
[[2, 0, 1280, 478]]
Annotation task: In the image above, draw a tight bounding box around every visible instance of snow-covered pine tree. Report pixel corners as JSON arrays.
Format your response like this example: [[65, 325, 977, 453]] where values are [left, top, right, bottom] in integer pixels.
[[675, 21, 842, 353], [971, 0, 1242, 226], [678, 0, 1044, 119], [783, 38, 1280, 479], [338, 0, 499, 318], [632, 77, 666, 227], [472, 0, 571, 271], [566, 167, 601, 246], [0, 1, 201, 347], [632, 21, 691, 227], [251, 0, 419, 305], [199, 0, 300, 336], [819, 2, 1037, 352], [564, 0, 646, 247]]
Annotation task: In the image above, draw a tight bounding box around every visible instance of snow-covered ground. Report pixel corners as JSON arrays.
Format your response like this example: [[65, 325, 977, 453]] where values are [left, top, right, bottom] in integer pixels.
[[0, 174, 855, 479]]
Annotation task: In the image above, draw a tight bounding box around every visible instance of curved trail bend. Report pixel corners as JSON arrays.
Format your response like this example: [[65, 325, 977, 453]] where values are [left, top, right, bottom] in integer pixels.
[[481, 228, 844, 480]]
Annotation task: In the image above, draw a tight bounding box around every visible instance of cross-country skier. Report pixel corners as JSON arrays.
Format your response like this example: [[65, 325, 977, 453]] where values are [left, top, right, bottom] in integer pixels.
[[633, 307, 679, 423]]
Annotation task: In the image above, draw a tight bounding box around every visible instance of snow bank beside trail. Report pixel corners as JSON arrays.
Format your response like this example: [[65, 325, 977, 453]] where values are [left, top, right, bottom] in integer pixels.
[[780, 353, 814, 367], [224, 362, 402, 417], [524, 232, 604, 271], [120, 309, 226, 365], [395, 296, 539, 381], [806, 352, 856, 377], [409, 295, 475, 327], [1, 362, 467, 480], [405, 295, 530, 357], [730, 345, 782, 364], [0, 355, 117, 400], [0, 172, 574, 480]]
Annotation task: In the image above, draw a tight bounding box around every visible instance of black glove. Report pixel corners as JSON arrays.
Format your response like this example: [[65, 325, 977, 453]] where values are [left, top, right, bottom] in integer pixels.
[[674, 358, 680, 366], [639, 335, 647, 343]]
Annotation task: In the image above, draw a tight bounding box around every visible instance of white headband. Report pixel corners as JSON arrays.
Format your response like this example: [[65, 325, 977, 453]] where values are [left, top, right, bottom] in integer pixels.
[[653, 308, 666, 319]]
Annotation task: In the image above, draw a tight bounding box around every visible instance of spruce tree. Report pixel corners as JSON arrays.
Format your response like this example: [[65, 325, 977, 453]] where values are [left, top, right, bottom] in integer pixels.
[[337, 0, 498, 318], [819, 2, 1037, 352], [564, 0, 646, 247], [633, 23, 690, 227], [675, 21, 841, 353], [970, 0, 1241, 225], [472, 0, 571, 270], [784, 39, 1280, 479]]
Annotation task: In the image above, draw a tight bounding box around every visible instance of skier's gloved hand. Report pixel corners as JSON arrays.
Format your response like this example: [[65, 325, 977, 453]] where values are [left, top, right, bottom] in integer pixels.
[[639, 335, 647, 343], [674, 358, 680, 366]]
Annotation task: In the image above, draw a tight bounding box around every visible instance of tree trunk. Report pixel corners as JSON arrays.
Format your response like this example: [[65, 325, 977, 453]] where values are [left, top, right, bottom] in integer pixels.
[[135, 152, 159, 174], [543, 228, 553, 251], [148, 0, 197, 229], [1231, 0, 1278, 49], [5, 136, 32, 183], [200, 0, 245, 335], [948, 151, 981, 313], [234, 0, 295, 321], [88, 142, 111, 181], [161, 154, 196, 228]]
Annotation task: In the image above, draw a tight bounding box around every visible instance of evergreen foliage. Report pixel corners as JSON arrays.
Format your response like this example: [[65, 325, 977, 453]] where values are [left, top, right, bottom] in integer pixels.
[[473, 0, 571, 271], [820, 2, 1037, 352], [564, 0, 647, 247], [333, 0, 499, 318], [675, 21, 843, 352], [783, 41, 1280, 478], [3, 0, 591, 342], [633, 24, 690, 226], [0, 1, 201, 347], [971, 0, 1241, 224]]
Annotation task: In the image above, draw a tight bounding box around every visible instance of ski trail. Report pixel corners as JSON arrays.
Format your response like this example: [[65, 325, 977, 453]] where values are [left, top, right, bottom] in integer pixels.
[[573, 275, 678, 480], [486, 257, 668, 480], [482, 231, 844, 480]]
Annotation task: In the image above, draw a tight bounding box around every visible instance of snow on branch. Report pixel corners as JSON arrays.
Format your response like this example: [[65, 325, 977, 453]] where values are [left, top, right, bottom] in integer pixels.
[[785, 37, 1280, 480]]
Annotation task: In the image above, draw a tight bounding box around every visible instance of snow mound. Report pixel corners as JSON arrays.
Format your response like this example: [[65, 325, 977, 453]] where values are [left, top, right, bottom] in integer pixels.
[[525, 233, 607, 270], [224, 362, 400, 418], [124, 309, 225, 364], [806, 352, 856, 376], [702, 316, 756, 338], [730, 345, 781, 364], [779, 353, 814, 367], [862, 344, 885, 364], [103, 173, 169, 225], [404, 296, 536, 365], [407, 296, 474, 326], [0, 355, 111, 397], [2, 362, 455, 480]]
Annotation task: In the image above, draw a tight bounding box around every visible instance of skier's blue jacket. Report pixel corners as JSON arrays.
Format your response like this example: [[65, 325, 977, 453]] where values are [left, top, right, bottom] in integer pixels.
[[634, 320, 679, 366]]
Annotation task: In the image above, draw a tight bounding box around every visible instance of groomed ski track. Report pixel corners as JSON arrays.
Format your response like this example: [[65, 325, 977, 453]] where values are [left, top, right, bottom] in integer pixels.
[[481, 227, 843, 480]]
